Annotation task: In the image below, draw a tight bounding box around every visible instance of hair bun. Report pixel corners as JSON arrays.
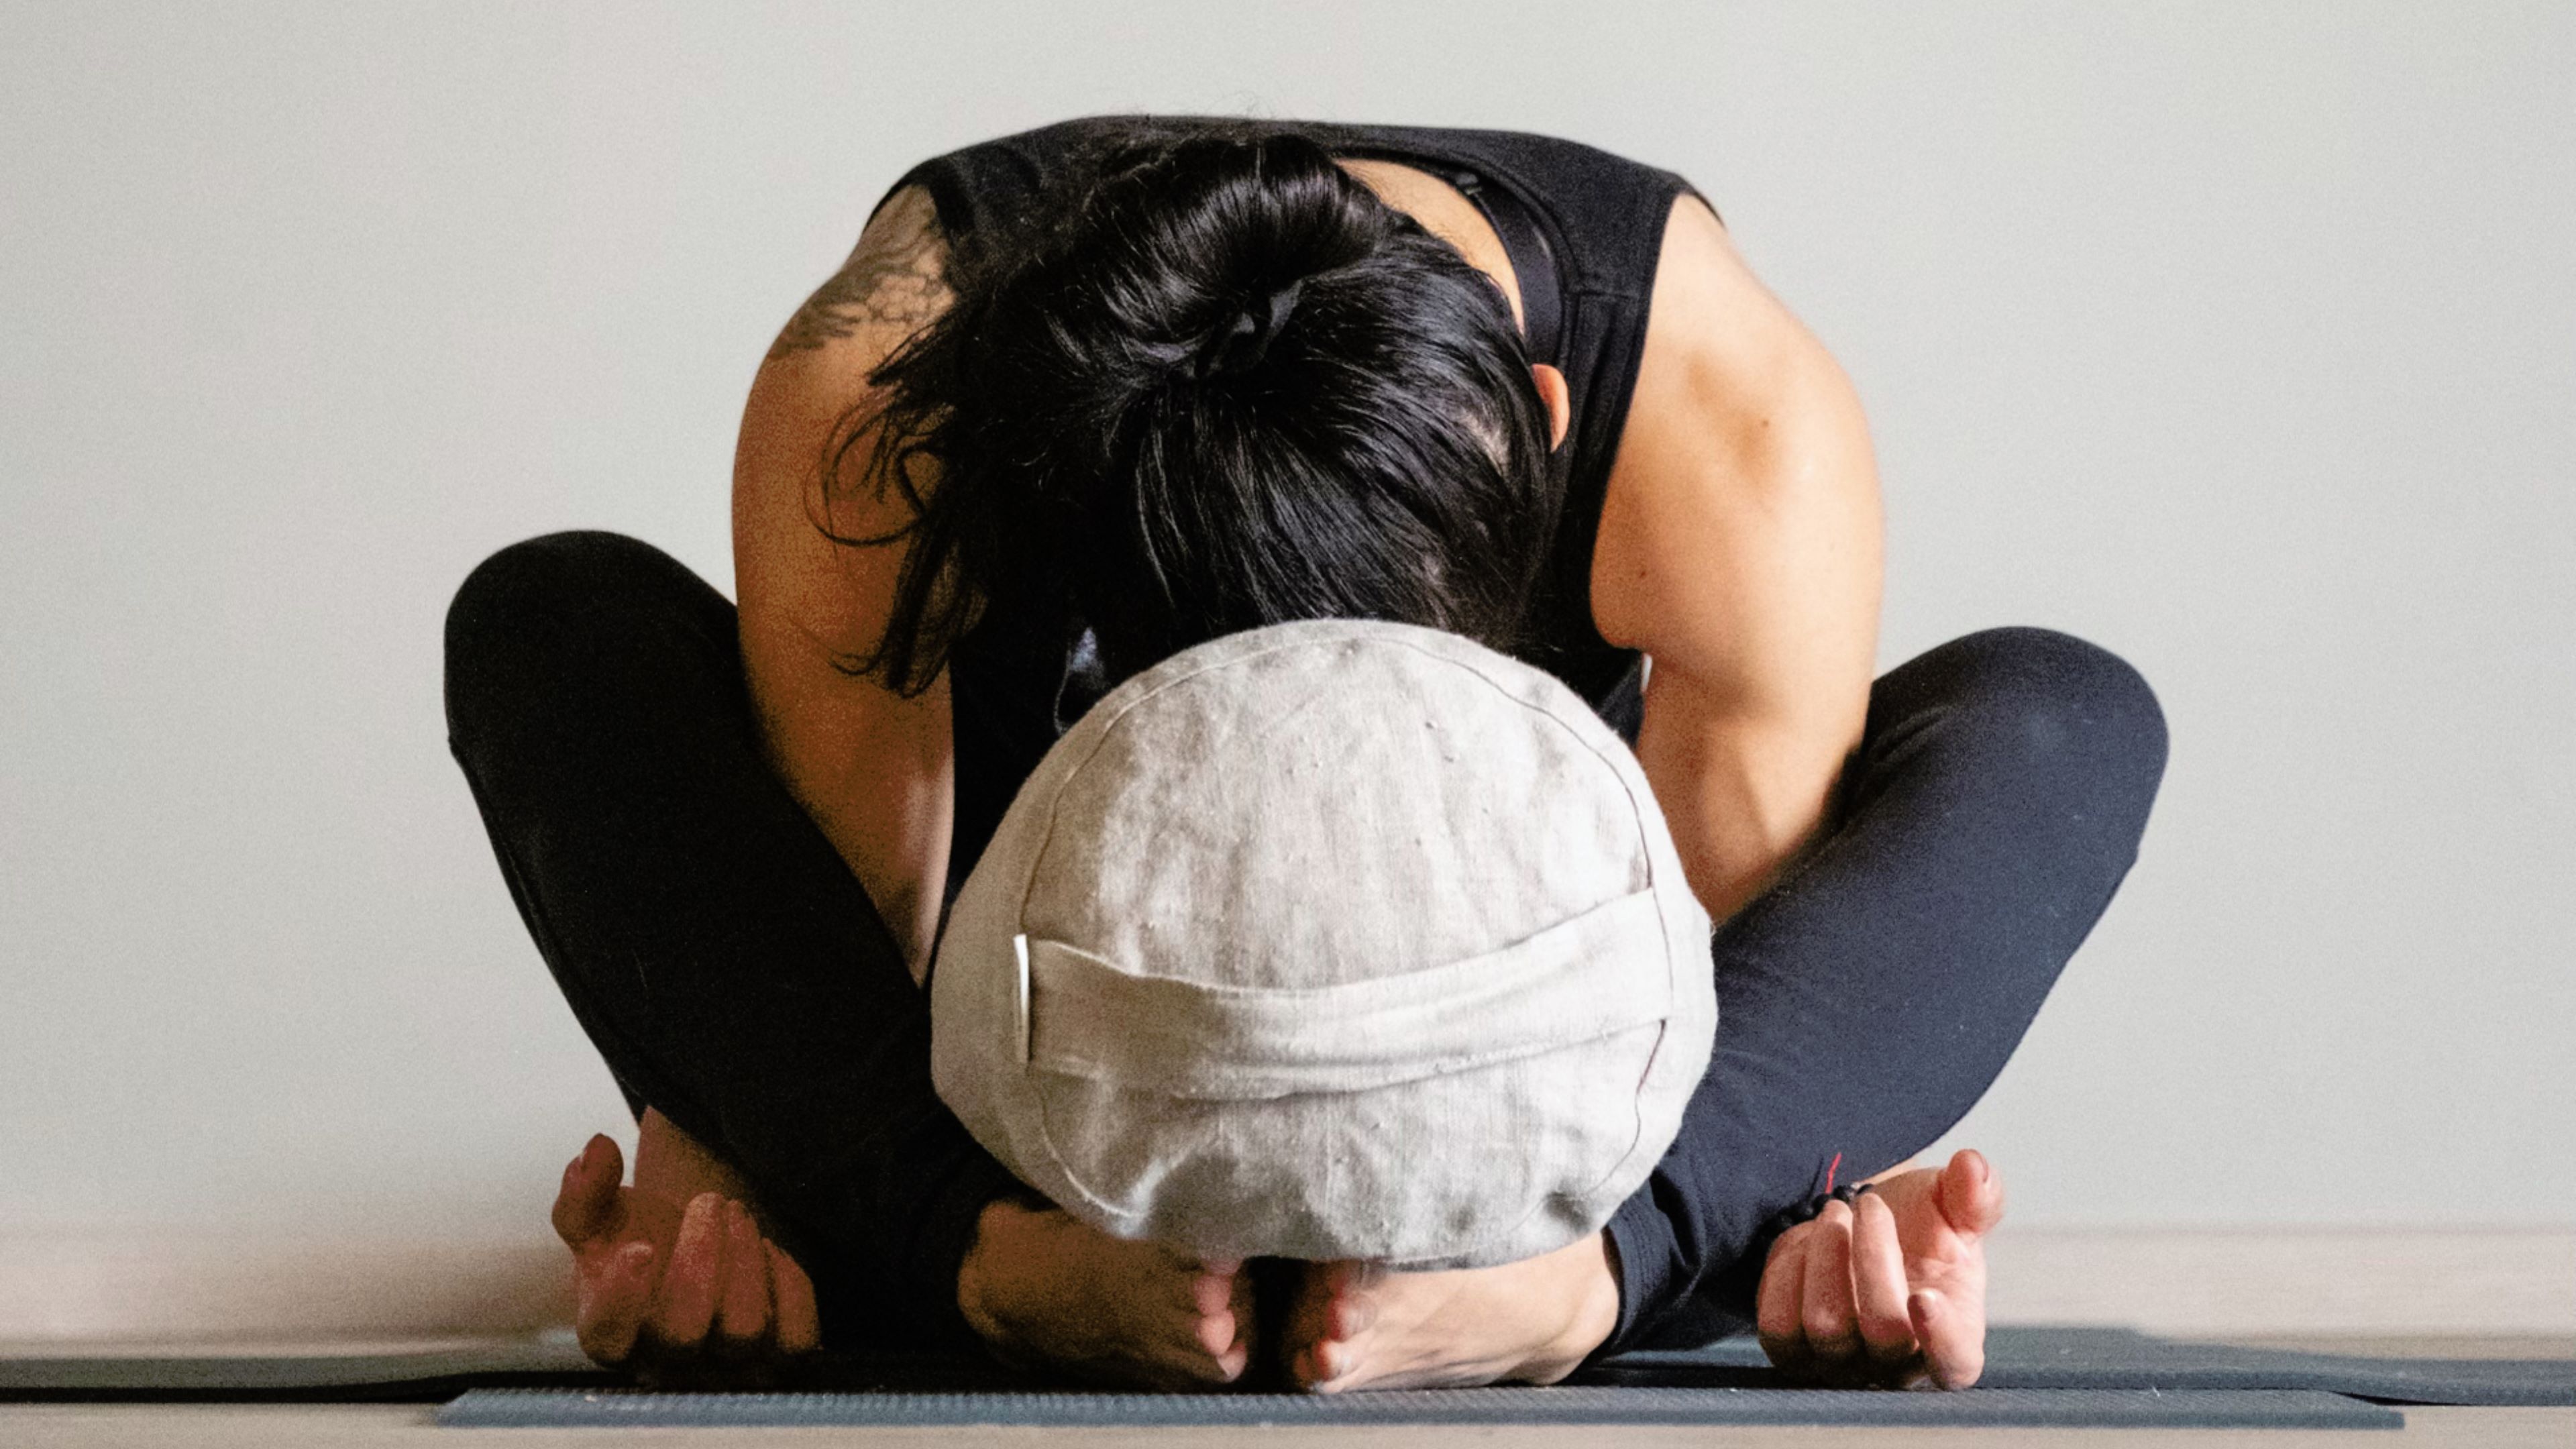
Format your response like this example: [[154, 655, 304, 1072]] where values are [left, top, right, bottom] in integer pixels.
[[839, 119, 1559, 696], [1188, 278, 1303, 379]]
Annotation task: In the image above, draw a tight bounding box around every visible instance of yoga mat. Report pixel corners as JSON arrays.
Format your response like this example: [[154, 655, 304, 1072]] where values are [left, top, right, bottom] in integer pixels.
[[435, 1385, 2405, 1430], [1591, 1326, 2576, 1407], [0, 1336, 603, 1400], [7, 1326, 2565, 1408]]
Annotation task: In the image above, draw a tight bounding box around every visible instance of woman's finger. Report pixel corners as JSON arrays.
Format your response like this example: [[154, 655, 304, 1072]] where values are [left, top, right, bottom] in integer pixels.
[[1801, 1200, 1862, 1380], [576, 1240, 654, 1366], [1911, 1288, 1986, 1390], [1756, 1222, 1815, 1377], [651, 1192, 727, 1349], [714, 1200, 773, 1351], [551, 1135, 623, 1247], [1851, 1189, 1918, 1372], [767, 1241, 822, 1355]]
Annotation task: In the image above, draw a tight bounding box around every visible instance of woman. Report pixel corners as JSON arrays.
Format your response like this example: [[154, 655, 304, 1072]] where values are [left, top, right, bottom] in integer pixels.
[[445, 117, 2166, 1392]]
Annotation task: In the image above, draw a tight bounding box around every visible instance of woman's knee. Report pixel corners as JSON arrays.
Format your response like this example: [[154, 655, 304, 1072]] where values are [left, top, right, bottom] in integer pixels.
[[1902, 627, 2169, 813], [447, 529, 684, 642], [443, 530, 722, 751]]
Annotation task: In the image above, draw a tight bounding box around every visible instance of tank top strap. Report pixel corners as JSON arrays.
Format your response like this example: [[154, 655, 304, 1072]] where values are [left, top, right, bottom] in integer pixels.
[[1452, 170, 1564, 368]]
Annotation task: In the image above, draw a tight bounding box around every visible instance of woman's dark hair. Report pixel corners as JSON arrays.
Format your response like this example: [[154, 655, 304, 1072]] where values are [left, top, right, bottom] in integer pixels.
[[828, 121, 1562, 694]]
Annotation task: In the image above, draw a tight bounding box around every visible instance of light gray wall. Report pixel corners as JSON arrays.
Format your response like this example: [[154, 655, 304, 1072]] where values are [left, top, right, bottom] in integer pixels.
[[3, 2, 2568, 1243]]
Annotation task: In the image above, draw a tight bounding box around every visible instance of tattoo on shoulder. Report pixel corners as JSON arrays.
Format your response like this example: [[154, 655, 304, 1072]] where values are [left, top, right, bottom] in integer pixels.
[[766, 188, 951, 360]]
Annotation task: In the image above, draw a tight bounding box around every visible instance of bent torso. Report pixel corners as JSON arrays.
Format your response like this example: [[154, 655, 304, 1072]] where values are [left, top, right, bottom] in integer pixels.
[[735, 136, 1880, 964]]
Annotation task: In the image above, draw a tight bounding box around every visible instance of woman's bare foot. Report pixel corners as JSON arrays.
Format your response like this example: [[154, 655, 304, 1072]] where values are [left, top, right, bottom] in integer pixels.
[[957, 1199, 1254, 1389], [1756, 1148, 2007, 1389], [1279, 1231, 1621, 1393]]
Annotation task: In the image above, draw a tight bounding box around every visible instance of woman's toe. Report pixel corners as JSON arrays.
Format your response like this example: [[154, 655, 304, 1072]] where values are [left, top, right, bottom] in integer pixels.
[[1195, 1304, 1237, 1357], [1324, 1263, 1381, 1339]]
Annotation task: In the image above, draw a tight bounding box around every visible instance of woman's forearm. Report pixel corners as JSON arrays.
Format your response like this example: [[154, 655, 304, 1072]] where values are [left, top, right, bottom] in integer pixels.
[[737, 614, 956, 976], [732, 184, 961, 976]]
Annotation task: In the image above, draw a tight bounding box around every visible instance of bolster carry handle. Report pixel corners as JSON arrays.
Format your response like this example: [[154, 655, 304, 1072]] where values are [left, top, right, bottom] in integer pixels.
[[1016, 888, 1673, 1101]]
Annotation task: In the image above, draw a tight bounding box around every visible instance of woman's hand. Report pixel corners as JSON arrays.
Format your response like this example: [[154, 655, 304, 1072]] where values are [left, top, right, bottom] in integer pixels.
[[551, 1132, 822, 1383], [1756, 1149, 2005, 1390]]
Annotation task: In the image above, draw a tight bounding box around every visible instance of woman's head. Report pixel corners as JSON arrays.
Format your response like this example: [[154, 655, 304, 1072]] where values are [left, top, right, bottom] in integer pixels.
[[840, 121, 1564, 693]]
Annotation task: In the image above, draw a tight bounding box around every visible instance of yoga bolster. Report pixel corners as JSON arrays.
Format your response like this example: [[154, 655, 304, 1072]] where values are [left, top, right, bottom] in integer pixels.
[[930, 619, 1715, 1267]]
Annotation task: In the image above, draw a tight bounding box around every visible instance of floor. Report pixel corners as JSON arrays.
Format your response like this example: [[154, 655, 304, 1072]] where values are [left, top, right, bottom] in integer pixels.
[[3, 1401, 2571, 1448]]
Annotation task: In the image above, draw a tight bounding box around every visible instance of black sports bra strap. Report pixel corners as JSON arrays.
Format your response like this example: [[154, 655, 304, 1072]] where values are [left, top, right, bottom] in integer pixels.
[[1450, 170, 1563, 368]]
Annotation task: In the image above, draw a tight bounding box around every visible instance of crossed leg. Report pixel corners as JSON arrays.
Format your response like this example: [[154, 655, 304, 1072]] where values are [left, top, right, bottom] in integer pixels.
[[451, 541, 2162, 1385], [1279, 628, 2167, 1388]]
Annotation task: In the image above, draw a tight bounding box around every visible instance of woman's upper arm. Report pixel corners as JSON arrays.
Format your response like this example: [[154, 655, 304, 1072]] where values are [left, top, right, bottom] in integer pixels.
[[1593, 194, 1884, 912], [731, 184, 956, 971]]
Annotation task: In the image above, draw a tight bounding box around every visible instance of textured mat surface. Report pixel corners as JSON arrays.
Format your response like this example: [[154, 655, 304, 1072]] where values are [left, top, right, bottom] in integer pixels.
[[437, 1385, 2404, 1429]]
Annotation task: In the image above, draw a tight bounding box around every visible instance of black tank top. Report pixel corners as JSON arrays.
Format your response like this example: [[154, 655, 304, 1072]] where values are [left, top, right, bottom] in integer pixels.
[[877, 117, 1703, 902]]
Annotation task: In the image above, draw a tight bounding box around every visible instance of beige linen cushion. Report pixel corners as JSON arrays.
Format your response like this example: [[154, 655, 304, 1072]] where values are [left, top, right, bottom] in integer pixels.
[[930, 619, 1715, 1269]]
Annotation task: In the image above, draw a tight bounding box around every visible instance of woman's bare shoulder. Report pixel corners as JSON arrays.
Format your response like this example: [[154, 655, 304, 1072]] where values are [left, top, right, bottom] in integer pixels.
[[1592, 191, 1882, 701]]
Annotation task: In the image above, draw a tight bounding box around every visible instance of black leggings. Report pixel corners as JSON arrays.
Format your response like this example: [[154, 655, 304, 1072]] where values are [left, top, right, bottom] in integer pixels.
[[443, 531, 2166, 1354]]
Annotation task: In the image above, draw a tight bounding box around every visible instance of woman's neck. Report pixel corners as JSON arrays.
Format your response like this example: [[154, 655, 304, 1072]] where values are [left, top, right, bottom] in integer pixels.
[[1334, 158, 1526, 334]]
